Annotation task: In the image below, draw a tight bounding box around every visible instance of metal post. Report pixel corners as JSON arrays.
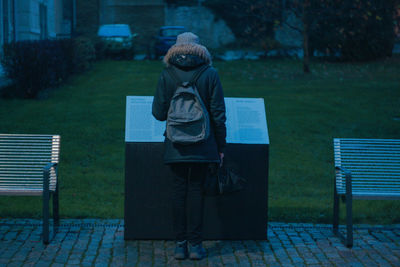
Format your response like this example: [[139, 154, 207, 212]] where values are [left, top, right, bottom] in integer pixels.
[[43, 167, 50, 244], [53, 172, 60, 226], [345, 171, 353, 248], [333, 175, 339, 233]]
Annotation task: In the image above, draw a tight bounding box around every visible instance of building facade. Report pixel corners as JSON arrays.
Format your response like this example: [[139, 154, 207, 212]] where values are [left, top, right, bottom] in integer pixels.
[[0, 0, 74, 50]]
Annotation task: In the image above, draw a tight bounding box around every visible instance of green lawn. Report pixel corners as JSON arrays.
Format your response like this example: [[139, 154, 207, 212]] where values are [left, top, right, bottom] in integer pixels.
[[1, 58, 400, 224]]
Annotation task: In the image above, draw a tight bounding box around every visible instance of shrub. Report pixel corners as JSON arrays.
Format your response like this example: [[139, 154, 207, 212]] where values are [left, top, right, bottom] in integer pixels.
[[93, 36, 107, 60], [1, 37, 95, 98], [2, 40, 68, 98], [72, 37, 95, 72]]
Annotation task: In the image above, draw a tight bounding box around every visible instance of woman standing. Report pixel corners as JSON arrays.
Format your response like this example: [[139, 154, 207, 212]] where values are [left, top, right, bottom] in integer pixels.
[[152, 32, 226, 260]]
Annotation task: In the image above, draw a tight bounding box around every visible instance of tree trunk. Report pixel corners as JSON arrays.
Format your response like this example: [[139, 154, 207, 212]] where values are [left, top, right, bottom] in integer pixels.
[[302, 1, 310, 73], [303, 24, 310, 73]]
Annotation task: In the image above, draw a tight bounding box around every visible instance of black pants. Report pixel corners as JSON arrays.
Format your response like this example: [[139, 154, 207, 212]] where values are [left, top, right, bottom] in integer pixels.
[[169, 162, 208, 245]]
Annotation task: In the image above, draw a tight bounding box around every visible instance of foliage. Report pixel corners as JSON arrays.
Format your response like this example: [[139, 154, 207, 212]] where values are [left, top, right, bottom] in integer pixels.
[[204, 0, 282, 47], [1, 38, 95, 98], [310, 0, 397, 61], [205, 0, 312, 71], [246, 0, 398, 61], [72, 37, 96, 72], [205, 0, 398, 63], [2, 40, 70, 98], [93, 37, 107, 60]]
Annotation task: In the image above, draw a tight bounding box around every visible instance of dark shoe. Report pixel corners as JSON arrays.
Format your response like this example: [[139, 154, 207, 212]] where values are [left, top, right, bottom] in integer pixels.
[[189, 242, 206, 260], [174, 240, 188, 260]]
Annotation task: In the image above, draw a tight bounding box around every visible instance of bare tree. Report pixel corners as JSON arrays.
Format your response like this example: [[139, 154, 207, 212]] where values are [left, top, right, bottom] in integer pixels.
[[269, 0, 313, 73], [229, 0, 314, 73]]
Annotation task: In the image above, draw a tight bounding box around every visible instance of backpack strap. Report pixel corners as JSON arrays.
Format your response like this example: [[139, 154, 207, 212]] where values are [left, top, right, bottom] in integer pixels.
[[165, 67, 182, 86], [190, 65, 209, 85]]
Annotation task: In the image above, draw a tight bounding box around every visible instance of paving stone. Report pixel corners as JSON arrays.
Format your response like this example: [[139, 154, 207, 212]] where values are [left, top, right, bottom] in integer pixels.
[[33, 260, 53, 267], [1, 219, 400, 266], [6, 261, 24, 267], [207, 257, 224, 266]]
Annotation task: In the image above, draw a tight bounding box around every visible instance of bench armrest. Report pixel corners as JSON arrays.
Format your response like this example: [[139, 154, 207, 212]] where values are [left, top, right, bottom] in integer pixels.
[[335, 166, 352, 196], [43, 163, 58, 190], [43, 162, 58, 174], [335, 166, 351, 177]]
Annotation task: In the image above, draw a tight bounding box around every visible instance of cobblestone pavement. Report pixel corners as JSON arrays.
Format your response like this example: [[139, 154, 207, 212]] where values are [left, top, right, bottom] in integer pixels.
[[0, 219, 399, 266]]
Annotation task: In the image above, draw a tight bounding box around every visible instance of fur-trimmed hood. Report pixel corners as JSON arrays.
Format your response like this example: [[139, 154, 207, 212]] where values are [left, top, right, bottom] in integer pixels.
[[163, 43, 212, 68]]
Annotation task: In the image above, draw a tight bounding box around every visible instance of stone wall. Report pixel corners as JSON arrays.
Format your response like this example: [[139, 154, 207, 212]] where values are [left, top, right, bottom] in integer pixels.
[[100, 1, 164, 51], [164, 5, 235, 49], [76, 0, 99, 37]]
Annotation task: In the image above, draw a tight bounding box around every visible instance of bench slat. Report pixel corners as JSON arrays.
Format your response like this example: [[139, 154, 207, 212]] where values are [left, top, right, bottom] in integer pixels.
[[0, 180, 57, 183], [0, 152, 53, 156], [0, 190, 43, 196], [0, 172, 55, 179], [0, 161, 59, 164], [0, 176, 55, 179], [0, 155, 57, 159], [1, 165, 59, 169], [338, 138, 400, 142], [0, 186, 56, 189], [338, 147, 400, 150], [336, 159, 400, 164], [0, 146, 57, 149], [0, 164, 57, 168], [0, 182, 57, 186], [340, 168, 400, 172], [336, 177, 400, 183], [350, 174, 400, 178], [344, 191, 400, 195], [338, 156, 400, 160], [0, 177, 57, 180], [0, 134, 58, 137], [0, 175, 56, 179]]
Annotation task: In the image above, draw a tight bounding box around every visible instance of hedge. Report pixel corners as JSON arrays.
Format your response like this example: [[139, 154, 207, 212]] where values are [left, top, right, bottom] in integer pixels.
[[1, 37, 95, 99]]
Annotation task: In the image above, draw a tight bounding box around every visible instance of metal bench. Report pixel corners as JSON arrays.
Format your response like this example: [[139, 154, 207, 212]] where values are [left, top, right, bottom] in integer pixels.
[[0, 134, 61, 244], [333, 138, 400, 247]]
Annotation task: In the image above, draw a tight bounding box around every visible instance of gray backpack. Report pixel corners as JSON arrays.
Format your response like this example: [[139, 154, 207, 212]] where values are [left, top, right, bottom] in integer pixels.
[[165, 65, 210, 144]]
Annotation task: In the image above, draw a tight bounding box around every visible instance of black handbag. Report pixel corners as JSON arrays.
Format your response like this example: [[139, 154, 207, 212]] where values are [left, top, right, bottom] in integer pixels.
[[203, 160, 247, 196]]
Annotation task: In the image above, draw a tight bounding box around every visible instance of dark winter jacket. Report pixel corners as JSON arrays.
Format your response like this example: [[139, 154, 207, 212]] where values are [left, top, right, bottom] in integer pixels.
[[152, 52, 226, 164]]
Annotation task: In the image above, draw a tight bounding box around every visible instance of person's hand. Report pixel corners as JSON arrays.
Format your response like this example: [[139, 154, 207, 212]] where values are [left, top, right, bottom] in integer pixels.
[[219, 153, 224, 167]]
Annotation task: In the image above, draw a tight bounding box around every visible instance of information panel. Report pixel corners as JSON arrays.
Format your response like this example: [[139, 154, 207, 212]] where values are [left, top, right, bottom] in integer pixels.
[[125, 96, 269, 144], [224, 98, 269, 144], [125, 96, 165, 142]]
